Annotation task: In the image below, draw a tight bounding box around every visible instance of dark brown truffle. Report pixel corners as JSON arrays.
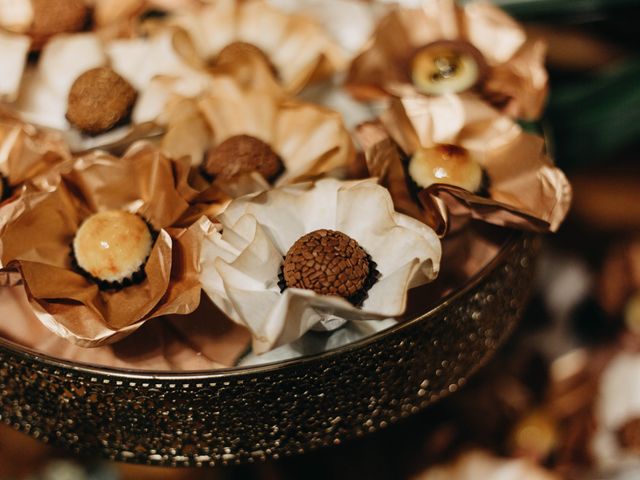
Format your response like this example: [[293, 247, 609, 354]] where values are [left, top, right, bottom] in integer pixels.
[[618, 417, 640, 452], [283, 229, 370, 299], [203, 134, 283, 182], [66, 67, 137, 135], [30, 0, 90, 50]]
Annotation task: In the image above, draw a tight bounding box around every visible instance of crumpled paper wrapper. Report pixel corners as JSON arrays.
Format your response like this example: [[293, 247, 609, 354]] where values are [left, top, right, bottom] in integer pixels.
[[356, 114, 571, 235], [166, 0, 347, 93], [0, 285, 251, 370], [0, 114, 72, 191], [0, 142, 209, 347], [200, 178, 441, 354], [266, 0, 391, 58], [346, 0, 548, 121], [0, 31, 31, 102], [161, 74, 355, 206]]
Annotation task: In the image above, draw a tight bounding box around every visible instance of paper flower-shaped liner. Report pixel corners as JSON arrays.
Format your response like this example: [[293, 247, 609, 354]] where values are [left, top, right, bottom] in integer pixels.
[[167, 0, 347, 93], [200, 178, 441, 354], [5, 25, 211, 152], [356, 105, 571, 235], [0, 113, 72, 197], [0, 142, 207, 346], [162, 75, 355, 202], [346, 0, 548, 121]]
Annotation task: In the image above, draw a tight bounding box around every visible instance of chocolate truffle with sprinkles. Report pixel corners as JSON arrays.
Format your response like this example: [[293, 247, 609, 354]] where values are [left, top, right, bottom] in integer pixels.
[[66, 67, 137, 135], [72, 210, 154, 289], [282, 229, 376, 304], [203, 134, 283, 182]]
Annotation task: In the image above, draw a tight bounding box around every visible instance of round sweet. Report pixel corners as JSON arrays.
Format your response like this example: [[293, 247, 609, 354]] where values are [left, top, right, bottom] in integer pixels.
[[283, 229, 370, 299], [66, 67, 137, 135], [618, 417, 640, 452], [29, 0, 89, 50], [411, 40, 486, 96], [408, 144, 484, 193], [204, 134, 283, 182], [215, 41, 274, 70], [73, 211, 154, 284]]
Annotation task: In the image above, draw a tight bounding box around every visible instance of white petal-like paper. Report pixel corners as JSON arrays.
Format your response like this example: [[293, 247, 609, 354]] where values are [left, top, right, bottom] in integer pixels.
[[267, 0, 387, 56], [592, 352, 640, 470], [414, 450, 559, 480], [106, 29, 210, 93], [0, 0, 33, 33], [14, 33, 107, 131], [200, 178, 441, 354], [0, 31, 31, 102]]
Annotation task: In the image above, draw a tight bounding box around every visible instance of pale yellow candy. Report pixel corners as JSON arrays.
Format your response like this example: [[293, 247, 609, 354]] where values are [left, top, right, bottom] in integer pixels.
[[73, 210, 153, 283], [411, 43, 480, 96], [408, 144, 483, 192]]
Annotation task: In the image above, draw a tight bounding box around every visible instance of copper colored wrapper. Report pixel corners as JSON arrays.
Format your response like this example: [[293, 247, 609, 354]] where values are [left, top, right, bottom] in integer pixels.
[[162, 76, 355, 205], [0, 285, 250, 370], [346, 0, 548, 121], [356, 121, 571, 235], [166, 0, 347, 94], [0, 114, 71, 188], [0, 142, 208, 346]]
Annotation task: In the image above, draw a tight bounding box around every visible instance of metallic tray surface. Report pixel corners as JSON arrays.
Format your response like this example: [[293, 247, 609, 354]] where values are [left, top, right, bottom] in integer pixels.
[[0, 232, 538, 467]]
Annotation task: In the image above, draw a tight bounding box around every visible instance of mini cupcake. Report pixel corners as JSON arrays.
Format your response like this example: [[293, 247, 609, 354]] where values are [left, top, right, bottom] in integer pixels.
[[162, 75, 355, 199], [0, 142, 206, 346], [166, 0, 347, 93], [199, 178, 441, 354], [346, 0, 548, 121], [356, 107, 570, 235]]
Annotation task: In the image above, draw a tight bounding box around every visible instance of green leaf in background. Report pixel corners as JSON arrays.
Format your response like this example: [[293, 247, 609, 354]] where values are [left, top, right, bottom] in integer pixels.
[[545, 59, 640, 170]]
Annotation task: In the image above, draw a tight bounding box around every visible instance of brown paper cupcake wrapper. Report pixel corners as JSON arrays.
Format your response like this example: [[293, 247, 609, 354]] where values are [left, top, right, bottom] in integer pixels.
[[166, 0, 347, 93], [160, 75, 355, 208], [0, 142, 210, 346], [345, 0, 548, 120], [357, 120, 571, 235], [0, 113, 72, 190]]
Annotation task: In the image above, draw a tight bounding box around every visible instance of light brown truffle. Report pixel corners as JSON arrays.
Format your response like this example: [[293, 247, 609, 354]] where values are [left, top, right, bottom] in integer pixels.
[[411, 40, 486, 96], [408, 144, 484, 193], [72, 211, 153, 285], [283, 229, 370, 299], [215, 41, 274, 70], [204, 134, 283, 182], [30, 0, 90, 50], [66, 67, 137, 135]]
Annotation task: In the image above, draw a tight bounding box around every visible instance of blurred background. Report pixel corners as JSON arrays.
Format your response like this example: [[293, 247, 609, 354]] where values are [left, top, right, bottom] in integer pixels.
[[3, 0, 640, 478]]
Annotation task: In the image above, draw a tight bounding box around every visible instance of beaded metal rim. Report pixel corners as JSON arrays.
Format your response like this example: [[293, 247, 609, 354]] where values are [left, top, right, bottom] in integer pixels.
[[0, 231, 538, 466]]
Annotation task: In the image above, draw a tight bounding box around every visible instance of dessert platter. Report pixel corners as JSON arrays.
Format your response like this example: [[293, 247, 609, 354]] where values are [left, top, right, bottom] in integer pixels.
[[0, 0, 571, 466]]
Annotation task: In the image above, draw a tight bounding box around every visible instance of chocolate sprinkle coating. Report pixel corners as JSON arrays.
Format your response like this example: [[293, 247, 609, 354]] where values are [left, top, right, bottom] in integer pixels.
[[66, 67, 137, 135], [203, 134, 283, 182], [283, 229, 372, 300]]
